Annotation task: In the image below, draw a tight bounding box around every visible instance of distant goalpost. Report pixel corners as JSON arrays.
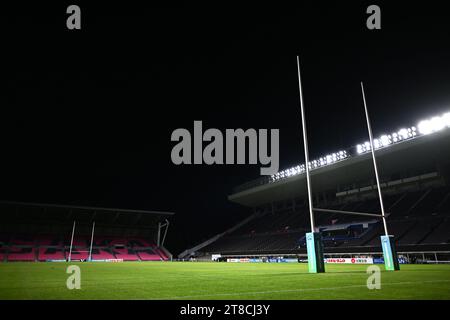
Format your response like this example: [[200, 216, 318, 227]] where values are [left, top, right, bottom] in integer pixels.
[[296, 56, 400, 273], [68, 220, 96, 262]]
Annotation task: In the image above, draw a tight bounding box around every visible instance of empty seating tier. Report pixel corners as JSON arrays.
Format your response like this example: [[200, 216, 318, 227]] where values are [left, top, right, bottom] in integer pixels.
[[200, 187, 450, 255], [0, 235, 169, 262]]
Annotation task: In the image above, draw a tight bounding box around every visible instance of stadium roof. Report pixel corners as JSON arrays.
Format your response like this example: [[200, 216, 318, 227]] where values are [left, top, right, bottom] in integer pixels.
[[0, 201, 174, 216], [0, 201, 174, 230], [229, 127, 450, 207]]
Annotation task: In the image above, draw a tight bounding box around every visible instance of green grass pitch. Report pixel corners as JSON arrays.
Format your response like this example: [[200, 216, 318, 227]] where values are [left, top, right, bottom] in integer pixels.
[[1, 262, 450, 300]]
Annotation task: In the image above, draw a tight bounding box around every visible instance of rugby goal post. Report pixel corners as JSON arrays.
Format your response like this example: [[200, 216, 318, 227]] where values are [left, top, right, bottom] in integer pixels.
[[296, 57, 399, 273], [68, 220, 96, 262]]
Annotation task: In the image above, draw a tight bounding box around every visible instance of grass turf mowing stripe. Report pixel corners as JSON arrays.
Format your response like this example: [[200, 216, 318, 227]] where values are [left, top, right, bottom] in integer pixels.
[[158, 279, 450, 300]]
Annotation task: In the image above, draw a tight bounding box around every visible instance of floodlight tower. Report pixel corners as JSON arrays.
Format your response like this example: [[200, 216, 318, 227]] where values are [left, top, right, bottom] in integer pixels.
[[296, 56, 325, 273], [360, 82, 400, 271]]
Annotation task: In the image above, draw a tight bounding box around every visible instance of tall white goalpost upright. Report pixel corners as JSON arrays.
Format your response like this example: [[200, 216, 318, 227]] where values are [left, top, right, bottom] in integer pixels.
[[360, 82, 400, 271], [297, 56, 325, 273], [68, 220, 76, 262], [88, 221, 96, 262]]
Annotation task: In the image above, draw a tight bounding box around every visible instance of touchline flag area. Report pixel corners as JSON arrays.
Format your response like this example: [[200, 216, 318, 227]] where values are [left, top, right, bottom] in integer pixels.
[[3, 3, 450, 319]]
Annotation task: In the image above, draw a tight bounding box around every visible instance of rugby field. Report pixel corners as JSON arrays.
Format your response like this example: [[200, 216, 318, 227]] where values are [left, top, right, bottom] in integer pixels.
[[1, 262, 450, 299]]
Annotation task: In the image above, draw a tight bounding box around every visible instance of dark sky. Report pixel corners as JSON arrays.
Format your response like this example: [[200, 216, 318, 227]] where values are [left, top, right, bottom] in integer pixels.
[[4, 2, 450, 253]]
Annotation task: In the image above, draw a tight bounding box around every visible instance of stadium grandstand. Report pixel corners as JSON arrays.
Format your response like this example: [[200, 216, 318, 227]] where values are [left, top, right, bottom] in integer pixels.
[[0, 202, 173, 262], [181, 112, 450, 263]]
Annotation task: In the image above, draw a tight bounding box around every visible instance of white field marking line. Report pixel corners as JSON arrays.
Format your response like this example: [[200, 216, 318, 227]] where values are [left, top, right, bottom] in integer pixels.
[[157, 279, 450, 300]]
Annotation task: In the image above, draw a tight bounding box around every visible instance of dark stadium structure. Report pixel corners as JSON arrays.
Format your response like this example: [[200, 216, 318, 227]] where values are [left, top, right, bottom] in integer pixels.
[[181, 119, 450, 263], [0, 202, 173, 262]]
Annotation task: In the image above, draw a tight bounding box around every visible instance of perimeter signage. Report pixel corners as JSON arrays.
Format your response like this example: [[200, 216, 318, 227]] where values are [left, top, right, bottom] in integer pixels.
[[325, 258, 374, 264]]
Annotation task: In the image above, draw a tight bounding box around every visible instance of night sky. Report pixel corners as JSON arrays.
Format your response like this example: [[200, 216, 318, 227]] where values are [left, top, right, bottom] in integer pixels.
[[4, 3, 450, 253]]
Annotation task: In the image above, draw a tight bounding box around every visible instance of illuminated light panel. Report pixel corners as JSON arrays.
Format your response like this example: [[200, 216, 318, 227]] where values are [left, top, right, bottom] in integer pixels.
[[270, 150, 348, 182], [270, 111, 449, 183]]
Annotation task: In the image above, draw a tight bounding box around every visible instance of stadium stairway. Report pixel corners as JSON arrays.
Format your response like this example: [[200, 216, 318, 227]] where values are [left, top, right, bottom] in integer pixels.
[[179, 210, 261, 259]]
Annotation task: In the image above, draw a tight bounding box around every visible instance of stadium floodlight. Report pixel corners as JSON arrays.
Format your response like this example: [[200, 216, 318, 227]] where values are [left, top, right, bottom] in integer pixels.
[[355, 123, 421, 155], [418, 120, 431, 135], [397, 128, 408, 140], [270, 111, 449, 184], [270, 148, 349, 182], [444, 112, 450, 127], [418, 113, 448, 135], [380, 135, 391, 146], [269, 110, 450, 194], [392, 132, 399, 142], [431, 116, 446, 131], [373, 138, 380, 149], [356, 144, 364, 154]]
